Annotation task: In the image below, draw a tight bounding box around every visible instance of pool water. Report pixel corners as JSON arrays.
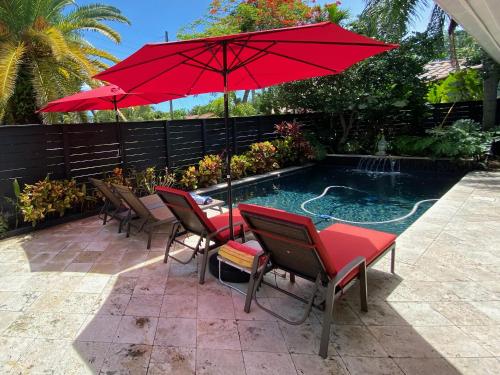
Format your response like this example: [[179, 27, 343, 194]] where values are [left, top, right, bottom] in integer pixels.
[[213, 166, 461, 235]]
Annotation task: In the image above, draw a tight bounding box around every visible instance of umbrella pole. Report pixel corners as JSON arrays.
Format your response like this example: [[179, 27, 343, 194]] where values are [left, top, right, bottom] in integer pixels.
[[222, 42, 234, 240], [113, 97, 119, 123]]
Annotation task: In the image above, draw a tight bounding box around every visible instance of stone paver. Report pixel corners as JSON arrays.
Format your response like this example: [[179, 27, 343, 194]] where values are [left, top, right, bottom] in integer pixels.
[[0, 171, 499, 374]]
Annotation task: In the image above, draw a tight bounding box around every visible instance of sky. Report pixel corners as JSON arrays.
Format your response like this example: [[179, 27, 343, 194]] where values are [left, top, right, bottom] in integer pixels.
[[79, 0, 430, 112]]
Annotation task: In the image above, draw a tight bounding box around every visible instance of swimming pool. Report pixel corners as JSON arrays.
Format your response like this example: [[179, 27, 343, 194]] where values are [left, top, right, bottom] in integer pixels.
[[213, 166, 461, 234]]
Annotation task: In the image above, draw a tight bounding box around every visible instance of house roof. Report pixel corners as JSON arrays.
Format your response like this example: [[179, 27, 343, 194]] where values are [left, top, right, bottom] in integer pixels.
[[420, 59, 482, 82]]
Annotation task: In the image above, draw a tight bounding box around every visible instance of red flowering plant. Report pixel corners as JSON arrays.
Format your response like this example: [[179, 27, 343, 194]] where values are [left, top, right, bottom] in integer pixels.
[[274, 120, 316, 165]]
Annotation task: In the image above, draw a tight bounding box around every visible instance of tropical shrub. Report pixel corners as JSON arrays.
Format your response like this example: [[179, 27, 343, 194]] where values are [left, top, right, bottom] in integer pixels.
[[0, 213, 8, 237], [104, 168, 128, 187], [272, 138, 295, 167], [134, 167, 176, 194], [246, 142, 279, 174], [19, 177, 85, 226], [392, 119, 493, 159], [179, 166, 199, 190], [230, 154, 251, 179], [198, 155, 223, 187], [274, 121, 316, 164], [426, 69, 483, 104]]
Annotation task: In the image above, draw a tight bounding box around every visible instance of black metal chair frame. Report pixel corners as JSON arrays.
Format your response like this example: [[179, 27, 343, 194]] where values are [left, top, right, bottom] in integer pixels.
[[240, 209, 396, 358]]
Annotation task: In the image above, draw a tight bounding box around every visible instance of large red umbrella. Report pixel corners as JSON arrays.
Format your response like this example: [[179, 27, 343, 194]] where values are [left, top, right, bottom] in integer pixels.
[[39, 84, 183, 121], [95, 21, 397, 238]]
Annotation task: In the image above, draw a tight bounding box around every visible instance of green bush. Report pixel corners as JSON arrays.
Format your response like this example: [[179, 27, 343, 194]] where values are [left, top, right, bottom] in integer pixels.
[[19, 177, 85, 226], [392, 119, 493, 159], [274, 121, 316, 164], [0, 213, 8, 237], [426, 69, 483, 104], [133, 167, 176, 195], [246, 142, 279, 174], [179, 166, 199, 190], [230, 154, 251, 179], [198, 154, 223, 187]]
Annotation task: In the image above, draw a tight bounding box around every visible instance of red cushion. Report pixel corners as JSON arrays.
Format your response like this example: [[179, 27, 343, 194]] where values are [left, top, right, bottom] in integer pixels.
[[209, 208, 248, 242], [319, 223, 396, 285]]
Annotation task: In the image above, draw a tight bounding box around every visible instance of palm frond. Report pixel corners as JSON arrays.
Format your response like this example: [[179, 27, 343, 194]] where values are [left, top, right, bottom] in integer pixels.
[[59, 19, 122, 43], [65, 4, 130, 25], [0, 41, 25, 109], [81, 45, 118, 63], [25, 25, 69, 60]]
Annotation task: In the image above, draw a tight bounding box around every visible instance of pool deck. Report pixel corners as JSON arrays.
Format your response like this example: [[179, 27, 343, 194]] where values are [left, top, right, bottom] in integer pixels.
[[0, 170, 499, 374]]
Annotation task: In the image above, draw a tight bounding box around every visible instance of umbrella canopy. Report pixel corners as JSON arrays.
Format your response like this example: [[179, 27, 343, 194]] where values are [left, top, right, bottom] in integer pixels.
[[94, 22, 397, 94], [95, 22, 397, 239], [39, 84, 182, 113]]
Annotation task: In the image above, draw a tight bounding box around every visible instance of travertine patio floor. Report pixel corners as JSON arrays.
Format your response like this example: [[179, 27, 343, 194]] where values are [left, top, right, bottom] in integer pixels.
[[0, 171, 499, 374]]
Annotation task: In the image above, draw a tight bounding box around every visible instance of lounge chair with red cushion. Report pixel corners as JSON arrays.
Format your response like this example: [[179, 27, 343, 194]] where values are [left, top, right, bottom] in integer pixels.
[[155, 186, 248, 284], [237, 203, 396, 358]]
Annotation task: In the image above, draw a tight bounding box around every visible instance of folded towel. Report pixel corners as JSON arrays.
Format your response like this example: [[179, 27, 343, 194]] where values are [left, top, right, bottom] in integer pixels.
[[218, 241, 265, 269], [190, 193, 213, 205]]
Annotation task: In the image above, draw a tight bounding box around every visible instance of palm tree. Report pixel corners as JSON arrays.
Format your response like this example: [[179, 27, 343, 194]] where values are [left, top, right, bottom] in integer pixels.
[[360, 0, 451, 43], [0, 0, 130, 124], [362, 0, 498, 129]]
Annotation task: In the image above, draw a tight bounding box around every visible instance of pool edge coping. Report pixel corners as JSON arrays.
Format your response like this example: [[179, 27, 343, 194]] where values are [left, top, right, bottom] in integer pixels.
[[193, 163, 316, 196]]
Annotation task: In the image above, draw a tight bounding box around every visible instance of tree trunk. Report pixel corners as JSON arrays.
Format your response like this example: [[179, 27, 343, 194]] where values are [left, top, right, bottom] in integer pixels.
[[482, 56, 499, 129], [337, 111, 356, 148], [4, 65, 42, 125], [242, 90, 250, 103]]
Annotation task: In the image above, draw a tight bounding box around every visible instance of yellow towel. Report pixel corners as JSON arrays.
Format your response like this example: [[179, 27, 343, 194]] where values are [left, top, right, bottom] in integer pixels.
[[218, 250, 255, 268]]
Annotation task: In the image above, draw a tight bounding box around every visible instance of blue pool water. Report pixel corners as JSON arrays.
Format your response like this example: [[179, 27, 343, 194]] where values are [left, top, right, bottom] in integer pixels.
[[213, 166, 461, 235]]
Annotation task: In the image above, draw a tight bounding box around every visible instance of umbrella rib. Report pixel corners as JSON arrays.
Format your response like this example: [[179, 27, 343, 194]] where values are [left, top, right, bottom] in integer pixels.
[[228, 42, 276, 73], [97, 43, 212, 77], [227, 37, 250, 71], [227, 44, 263, 88], [182, 60, 221, 74], [186, 45, 223, 95], [126, 44, 214, 92], [233, 42, 338, 74], [245, 39, 394, 48], [204, 42, 223, 72]]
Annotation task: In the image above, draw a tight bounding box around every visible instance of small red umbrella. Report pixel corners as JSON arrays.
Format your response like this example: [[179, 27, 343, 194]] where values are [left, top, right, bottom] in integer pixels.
[[39, 84, 183, 121], [95, 21, 397, 238]]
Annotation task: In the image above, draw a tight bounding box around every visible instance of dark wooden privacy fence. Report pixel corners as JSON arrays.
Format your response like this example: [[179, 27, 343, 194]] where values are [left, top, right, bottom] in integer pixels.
[[0, 99, 496, 197], [0, 113, 322, 197]]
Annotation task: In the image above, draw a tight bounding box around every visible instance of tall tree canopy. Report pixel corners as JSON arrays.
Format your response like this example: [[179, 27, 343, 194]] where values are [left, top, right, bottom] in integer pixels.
[[179, 0, 346, 38], [0, 0, 130, 124]]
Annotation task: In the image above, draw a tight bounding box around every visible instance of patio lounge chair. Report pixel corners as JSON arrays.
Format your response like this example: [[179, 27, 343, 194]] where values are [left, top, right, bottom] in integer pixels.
[[89, 177, 132, 233], [237, 203, 397, 358], [112, 183, 176, 249], [155, 186, 248, 284], [90, 177, 165, 233]]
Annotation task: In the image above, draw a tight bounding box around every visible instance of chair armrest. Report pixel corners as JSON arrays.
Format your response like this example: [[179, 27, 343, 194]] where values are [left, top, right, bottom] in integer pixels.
[[333, 256, 366, 287]]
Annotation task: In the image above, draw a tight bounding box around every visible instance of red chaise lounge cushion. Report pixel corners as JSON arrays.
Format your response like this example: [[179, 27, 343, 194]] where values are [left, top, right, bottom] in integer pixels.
[[209, 209, 248, 242], [319, 223, 396, 285]]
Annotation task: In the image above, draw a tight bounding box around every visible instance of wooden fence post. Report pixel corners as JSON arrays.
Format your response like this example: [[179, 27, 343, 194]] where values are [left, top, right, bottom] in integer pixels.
[[201, 119, 207, 156], [116, 123, 127, 171], [257, 116, 262, 142], [164, 120, 171, 169], [231, 118, 237, 154], [62, 125, 71, 179]]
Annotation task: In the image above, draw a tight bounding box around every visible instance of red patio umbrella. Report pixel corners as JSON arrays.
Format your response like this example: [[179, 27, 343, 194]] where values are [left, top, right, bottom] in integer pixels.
[[39, 84, 183, 121], [95, 21, 397, 238]]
